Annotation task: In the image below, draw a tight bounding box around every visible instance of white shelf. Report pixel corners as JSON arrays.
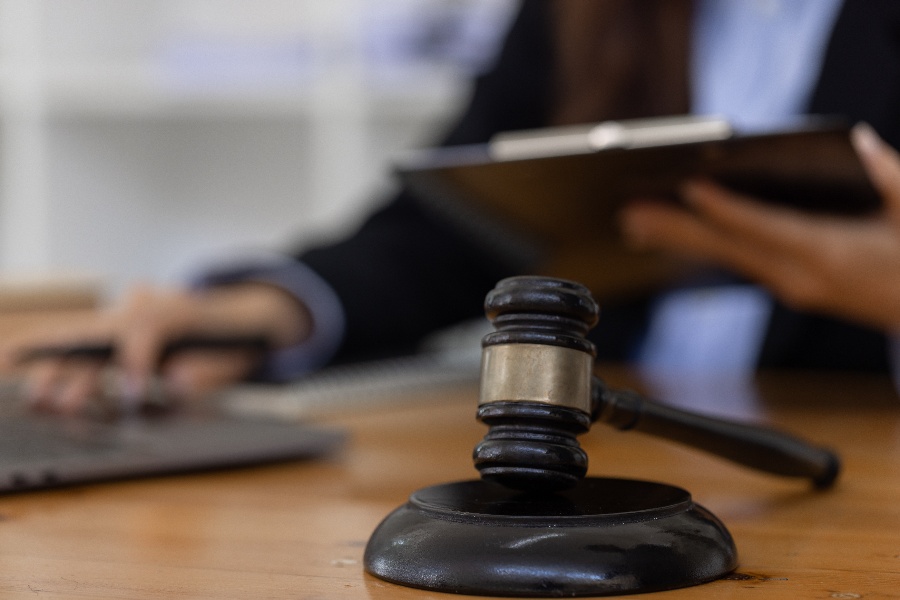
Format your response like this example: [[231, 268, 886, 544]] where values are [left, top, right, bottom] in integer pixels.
[[27, 60, 468, 121], [0, 0, 514, 297]]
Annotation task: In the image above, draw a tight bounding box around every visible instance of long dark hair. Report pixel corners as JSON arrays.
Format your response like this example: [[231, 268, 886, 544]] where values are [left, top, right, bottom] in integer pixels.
[[550, 0, 693, 125]]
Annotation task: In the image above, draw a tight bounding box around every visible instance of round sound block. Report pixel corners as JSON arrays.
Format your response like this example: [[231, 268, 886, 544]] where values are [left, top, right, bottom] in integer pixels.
[[364, 477, 737, 597]]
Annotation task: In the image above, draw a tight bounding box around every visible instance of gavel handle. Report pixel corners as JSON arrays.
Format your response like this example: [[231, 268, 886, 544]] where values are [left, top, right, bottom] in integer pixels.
[[591, 377, 840, 489]]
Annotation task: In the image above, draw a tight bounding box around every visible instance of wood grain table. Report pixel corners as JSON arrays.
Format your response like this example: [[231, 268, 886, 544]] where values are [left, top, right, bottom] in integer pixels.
[[0, 366, 898, 599]]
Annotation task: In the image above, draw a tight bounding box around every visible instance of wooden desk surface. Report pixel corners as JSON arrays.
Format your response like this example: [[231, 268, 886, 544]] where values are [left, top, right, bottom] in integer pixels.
[[0, 366, 898, 599]]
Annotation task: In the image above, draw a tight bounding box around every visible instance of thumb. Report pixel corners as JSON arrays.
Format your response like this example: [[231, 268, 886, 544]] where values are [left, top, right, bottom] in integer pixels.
[[851, 123, 900, 223]]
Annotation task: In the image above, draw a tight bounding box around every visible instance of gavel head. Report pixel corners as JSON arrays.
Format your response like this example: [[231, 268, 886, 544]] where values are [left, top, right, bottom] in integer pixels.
[[473, 275, 599, 492]]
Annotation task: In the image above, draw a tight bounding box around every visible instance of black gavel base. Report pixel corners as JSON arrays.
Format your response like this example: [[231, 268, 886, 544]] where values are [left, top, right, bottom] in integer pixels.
[[364, 477, 737, 597], [364, 276, 835, 596]]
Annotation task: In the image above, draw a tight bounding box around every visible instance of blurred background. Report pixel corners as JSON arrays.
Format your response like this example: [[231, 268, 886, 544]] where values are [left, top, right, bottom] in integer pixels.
[[0, 0, 517, 301]]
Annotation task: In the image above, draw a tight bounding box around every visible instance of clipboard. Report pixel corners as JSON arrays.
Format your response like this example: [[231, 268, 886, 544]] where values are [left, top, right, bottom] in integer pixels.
[[396, 116, 879, 300]]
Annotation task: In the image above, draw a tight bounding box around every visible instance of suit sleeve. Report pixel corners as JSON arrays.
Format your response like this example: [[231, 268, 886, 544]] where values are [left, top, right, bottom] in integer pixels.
[[299, 0, 557, 363]]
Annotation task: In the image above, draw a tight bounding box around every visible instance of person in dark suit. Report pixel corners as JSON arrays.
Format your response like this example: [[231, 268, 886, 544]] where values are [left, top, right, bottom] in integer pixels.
[[8, 0, 900, 412]]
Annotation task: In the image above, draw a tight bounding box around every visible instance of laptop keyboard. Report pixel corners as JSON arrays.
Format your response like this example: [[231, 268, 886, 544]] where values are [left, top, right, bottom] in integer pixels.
[[0, 416, 121, 461]]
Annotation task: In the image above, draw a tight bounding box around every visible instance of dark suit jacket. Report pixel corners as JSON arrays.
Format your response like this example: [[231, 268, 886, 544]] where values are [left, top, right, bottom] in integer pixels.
[[301, 0, 900, 369]]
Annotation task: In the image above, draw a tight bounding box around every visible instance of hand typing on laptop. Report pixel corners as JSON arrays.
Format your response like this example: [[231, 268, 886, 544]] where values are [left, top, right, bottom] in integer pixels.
[[0, 282, 312, 415]]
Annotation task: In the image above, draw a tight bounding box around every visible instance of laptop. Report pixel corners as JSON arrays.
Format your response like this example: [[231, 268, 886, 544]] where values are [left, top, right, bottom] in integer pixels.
[[0, 380, 345, 494], [0, 317, 491, 494]]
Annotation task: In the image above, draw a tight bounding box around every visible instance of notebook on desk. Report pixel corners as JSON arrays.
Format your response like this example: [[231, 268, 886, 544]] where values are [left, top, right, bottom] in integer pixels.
[[0, 382, 345, 494]]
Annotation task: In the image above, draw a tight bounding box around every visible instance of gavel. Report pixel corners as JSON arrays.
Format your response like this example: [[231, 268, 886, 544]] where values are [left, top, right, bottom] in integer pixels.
[[473, 275, 840, 492]]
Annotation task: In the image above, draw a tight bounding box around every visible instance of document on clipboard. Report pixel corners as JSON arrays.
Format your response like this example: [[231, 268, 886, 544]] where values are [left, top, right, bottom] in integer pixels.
[[396, 116, 879, 300]]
